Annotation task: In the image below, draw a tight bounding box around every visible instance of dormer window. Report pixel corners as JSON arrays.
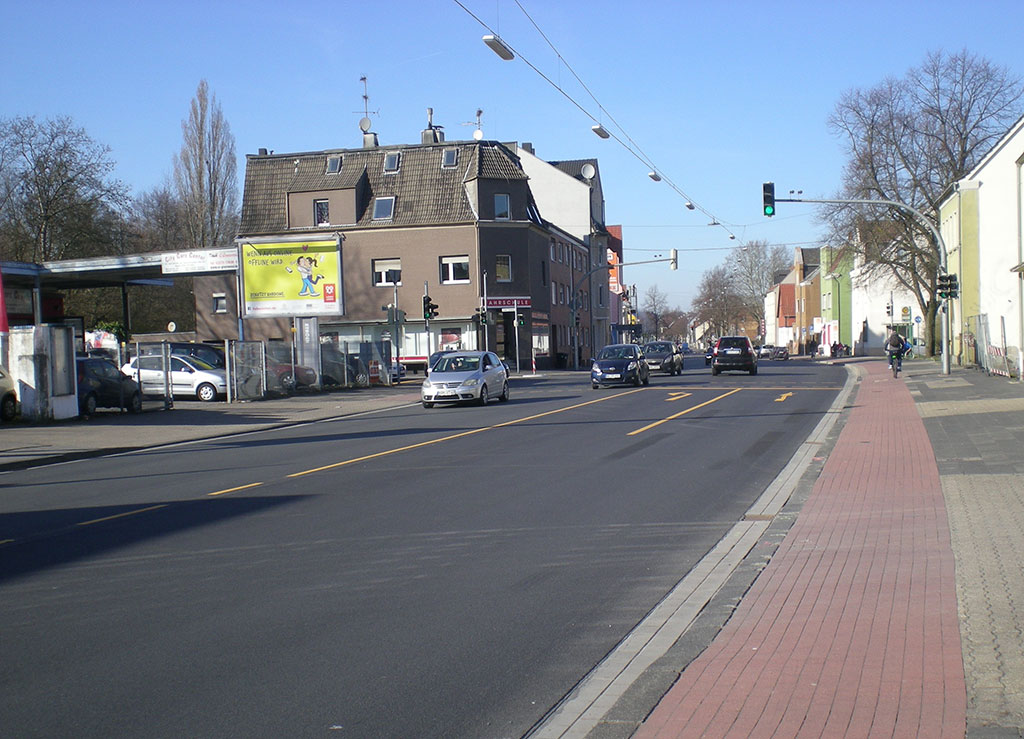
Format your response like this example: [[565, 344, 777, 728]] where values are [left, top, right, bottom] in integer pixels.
[[441, 149, 458, 168], [325, 156, 341, 174], [373, 196, 395, 220], [383, 152, 401, 173]]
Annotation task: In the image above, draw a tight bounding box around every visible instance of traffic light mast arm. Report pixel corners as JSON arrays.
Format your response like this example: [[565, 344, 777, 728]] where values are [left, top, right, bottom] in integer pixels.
[[775, 193, 951, 376]]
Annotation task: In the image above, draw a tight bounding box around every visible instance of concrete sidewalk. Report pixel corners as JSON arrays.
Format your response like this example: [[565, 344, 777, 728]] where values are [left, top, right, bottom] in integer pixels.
[[634, 359, 1024, 739]]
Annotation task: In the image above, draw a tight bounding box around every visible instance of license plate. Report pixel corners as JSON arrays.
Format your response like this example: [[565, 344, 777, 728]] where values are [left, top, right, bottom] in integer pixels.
[[604, 373, 620, 379], [438, 389, 456, 397], [726, 349, 740, 354]]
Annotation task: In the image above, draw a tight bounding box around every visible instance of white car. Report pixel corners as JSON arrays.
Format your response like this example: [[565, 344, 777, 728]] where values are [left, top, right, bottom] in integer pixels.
[[122, 355, 227, 402], [421, 351, 509, 408]]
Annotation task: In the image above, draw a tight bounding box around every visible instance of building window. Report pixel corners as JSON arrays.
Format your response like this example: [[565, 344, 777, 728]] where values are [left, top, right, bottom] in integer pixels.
[[212, 293, 227, 314], [549, 239, 557, 261], [441, 149, 458, 168], [551, 281, 557, 305], [440, 255, 470, 284], [326, 156, 341, 174], [496, 255, 512, 282], [373, 258, 401, 286], [383, 152, 401, 173], [314, 199, 330, 226], [372, 196, 395, 220], [494, 193, 510, 220]]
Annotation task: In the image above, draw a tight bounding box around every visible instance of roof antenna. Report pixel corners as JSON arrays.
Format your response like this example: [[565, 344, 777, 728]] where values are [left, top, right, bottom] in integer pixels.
[[461, 108, 484, 141], [354, 75, 380, 133]]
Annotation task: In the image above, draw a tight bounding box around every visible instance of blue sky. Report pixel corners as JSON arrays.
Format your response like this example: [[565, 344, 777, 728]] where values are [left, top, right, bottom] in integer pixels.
[[2, 0, 1020, 310]]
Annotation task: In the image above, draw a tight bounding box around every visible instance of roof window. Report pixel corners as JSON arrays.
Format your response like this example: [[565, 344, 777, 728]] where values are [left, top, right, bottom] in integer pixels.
[[383, 152, 401, 173], [373, 196, 396, 220], [326, 156, 341, 174], [441, 149, 458, 168]]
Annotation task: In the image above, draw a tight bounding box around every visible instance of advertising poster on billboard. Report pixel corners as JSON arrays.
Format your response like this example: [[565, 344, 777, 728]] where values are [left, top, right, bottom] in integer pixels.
[[241, 240, 343, 318]]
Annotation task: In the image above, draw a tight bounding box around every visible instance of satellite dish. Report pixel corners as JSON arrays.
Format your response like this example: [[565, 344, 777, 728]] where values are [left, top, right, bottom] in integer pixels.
[[359, 117, 372, 133], [473, 129, 483, 141], [166, 321, 177, 333], [581, 163, 596, 180]]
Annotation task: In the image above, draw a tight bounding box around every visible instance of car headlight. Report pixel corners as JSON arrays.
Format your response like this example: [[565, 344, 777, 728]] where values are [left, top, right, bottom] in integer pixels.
[[462, 378, 479, 387], [591, 362, 600, 372], [422, 379, 433, 389], [627, 361, 637, 370]]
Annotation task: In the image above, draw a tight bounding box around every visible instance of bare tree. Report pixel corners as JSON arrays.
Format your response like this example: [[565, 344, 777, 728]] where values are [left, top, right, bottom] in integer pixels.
[[0, 115, 127, 262], [693, 265, 746, 337], [641, 284, 670, 338], [174, 80, 239, 249], [726, 240, 790, 331], [826, 49, 1023, 353]]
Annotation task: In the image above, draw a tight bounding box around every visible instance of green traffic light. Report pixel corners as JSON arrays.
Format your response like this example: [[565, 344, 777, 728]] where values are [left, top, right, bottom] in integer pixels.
[[764, 205, 775, 216]]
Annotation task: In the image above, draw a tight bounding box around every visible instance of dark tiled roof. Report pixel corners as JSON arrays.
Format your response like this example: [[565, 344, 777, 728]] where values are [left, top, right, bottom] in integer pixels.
[[239, 140, 528, 236]]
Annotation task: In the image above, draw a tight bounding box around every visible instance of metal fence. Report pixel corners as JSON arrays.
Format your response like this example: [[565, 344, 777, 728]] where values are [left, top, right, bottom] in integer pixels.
[[127, 338, 397, 402], [964, 314, 1020, 379]]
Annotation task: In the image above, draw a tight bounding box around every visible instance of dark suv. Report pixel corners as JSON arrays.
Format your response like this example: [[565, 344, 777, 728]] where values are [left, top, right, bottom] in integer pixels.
[[711, 336, 758, 376]]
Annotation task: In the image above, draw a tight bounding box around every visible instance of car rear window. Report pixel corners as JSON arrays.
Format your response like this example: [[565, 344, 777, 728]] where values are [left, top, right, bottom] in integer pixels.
[[719, 338, 749, 349]]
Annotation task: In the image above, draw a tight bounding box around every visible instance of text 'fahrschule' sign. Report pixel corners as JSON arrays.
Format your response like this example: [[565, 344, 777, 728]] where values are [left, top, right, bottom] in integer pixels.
[[485, 297, 531, 309]]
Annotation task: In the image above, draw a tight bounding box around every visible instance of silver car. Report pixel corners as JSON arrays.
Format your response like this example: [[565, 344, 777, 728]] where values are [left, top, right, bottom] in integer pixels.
[[122, 355, 227, 402], [421, 351, 510, 408]]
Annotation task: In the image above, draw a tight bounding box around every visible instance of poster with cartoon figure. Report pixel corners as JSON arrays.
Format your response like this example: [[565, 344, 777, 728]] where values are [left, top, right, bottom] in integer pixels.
[[240, 239, 344, 317]]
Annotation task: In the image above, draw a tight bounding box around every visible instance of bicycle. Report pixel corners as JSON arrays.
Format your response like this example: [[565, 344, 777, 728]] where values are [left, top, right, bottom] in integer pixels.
[[888, 350, 904, 378]]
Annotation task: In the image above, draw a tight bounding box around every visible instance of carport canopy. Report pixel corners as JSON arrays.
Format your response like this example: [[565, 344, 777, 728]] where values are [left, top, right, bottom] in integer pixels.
[[0, 248, 238, 326]]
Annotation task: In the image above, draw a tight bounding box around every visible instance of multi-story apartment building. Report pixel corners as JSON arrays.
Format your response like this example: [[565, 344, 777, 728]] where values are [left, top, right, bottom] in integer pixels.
[[195, 121, 607, 371]]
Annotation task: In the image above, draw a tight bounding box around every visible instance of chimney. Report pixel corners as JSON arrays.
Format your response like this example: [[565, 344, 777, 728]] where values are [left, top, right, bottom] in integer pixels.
[[522, 142, 535, 155], [258, 147, 268, 155], [363, 132, 379, 149], [421, 107, 445, 145]]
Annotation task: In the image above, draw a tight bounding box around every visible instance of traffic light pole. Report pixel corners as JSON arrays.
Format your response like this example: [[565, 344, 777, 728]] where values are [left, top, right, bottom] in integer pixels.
[[775, 196, 950, 376]]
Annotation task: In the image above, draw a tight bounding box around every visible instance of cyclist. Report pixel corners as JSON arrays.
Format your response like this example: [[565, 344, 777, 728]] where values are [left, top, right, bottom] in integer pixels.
[[885, 330, 906, 372]]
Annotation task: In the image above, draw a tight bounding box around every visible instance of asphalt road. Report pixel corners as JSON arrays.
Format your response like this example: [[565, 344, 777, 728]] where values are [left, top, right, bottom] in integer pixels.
[[0, 358, 846, 738]]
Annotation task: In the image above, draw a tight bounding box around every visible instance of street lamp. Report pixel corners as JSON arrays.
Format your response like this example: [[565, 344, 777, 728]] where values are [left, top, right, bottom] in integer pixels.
[[482, 35, 514, 60], [591, 124, 610, 139]]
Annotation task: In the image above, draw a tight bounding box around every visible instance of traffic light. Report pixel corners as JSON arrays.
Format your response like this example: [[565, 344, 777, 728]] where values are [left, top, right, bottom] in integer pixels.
[[517, 314, 525, 327], [762, 182, 775, 217], [475, 306, 488, 325], [423, 295, 438, 319], [669, 248, 678, 270], [886, 303, 893, 316], [937, 273, 959, 299]]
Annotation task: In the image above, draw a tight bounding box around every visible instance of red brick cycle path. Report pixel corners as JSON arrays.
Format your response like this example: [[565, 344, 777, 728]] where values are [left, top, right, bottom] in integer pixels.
[[636, 361, 966, 738]]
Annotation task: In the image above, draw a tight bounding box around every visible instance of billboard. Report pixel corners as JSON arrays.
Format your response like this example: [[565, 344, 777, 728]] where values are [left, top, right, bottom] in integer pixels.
[[240, 239, 343, 318]]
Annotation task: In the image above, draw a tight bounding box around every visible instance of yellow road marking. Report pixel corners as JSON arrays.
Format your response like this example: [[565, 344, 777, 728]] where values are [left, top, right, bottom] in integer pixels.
[[0, 538, 14, 545], [208, 482, 264, 497], [289, 388, 646, 478], [774, 392, 793, 402], [628, 389, 742, 436], [666, 392, 692, 402], [76, 504, 168, 527]]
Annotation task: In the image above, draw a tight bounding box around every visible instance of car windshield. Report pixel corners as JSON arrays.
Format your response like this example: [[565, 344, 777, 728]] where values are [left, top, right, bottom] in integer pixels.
[[644, 343, 671, 354], [598, 346, 636, 360], [435, 355, 480, 373], [187, 357, 216, 371]]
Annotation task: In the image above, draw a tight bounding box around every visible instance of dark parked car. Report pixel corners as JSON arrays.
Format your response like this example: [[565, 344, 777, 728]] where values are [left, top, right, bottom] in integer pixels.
[[76, 357, 143, 415], [711, 336, 758, 376], [772, 346, 790, 360], [642, 341, 683, 375], [591, 343, 650, 388]]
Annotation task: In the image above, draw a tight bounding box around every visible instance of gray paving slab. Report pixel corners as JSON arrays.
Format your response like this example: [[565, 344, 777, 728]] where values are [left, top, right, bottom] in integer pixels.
[[907, 362, 1024, 737]]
